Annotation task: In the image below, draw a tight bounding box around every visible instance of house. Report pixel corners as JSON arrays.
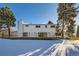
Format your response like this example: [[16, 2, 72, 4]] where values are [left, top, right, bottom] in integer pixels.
[[17, 20, 56, 38]]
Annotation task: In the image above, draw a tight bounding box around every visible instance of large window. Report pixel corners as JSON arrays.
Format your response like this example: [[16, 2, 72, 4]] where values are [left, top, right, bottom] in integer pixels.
[[23, 32, 28, 37], [38, 32, 47, 37]]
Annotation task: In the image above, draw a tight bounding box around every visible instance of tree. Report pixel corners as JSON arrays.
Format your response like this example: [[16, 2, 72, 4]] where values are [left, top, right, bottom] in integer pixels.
[[0, 6, 16, 37], [57, 3, 66, 38], [66, 20, 76, 37], [57, 3, 79, 38], [55, 20, 61, 38], [65, 4, 79, 37], [76, 26, 79, 37], [48, 20, 53, 24]]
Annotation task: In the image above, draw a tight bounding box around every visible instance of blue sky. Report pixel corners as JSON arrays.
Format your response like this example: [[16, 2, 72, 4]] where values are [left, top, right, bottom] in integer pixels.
[[0, 3, 79, 30]]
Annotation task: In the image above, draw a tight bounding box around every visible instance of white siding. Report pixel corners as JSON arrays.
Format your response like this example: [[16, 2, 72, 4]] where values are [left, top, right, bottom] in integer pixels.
[[17, 20, 56, 37]]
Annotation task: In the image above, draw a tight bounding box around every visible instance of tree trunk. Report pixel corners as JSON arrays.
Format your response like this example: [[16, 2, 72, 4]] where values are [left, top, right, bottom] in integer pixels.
[[62, 20, 64, 39], [7, 26, 10, 37], [2, 31, 4, 38]]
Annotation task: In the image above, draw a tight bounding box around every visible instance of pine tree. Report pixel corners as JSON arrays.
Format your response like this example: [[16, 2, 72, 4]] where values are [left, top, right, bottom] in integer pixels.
[[57, 3, 79, 38], [0, 6, 16, 37]]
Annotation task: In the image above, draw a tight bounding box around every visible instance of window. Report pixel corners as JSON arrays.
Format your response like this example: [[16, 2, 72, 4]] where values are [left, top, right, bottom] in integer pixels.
[[26, 25, 29, 27], [45, 25, 47, 28], [50, 25, 55, 28], [23, 32, 28, 37], [38, 32, 47, 37], [36, 25, 40, 28]]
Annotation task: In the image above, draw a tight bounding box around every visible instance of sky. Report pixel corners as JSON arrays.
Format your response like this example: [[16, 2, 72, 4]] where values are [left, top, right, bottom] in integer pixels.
[[0, 3, 79, 30]]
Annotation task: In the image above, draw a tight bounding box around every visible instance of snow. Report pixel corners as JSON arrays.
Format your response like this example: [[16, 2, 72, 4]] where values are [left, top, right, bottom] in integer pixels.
[[18, 40, 79, 56], [19, 48, 42, 56], [50, 40, 79, 56]]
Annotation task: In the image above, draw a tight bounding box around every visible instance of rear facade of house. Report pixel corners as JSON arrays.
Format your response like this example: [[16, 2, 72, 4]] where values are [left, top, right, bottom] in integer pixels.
[[17, 20, 56, 38]]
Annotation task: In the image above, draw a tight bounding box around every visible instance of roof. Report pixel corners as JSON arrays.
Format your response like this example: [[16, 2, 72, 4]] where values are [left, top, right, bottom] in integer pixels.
[[19, 20, 56, 25], [22, 23, 56, 25]]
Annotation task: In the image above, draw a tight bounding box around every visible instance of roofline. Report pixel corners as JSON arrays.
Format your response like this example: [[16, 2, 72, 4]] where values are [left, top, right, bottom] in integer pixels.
[[22, 24, 56, 25]]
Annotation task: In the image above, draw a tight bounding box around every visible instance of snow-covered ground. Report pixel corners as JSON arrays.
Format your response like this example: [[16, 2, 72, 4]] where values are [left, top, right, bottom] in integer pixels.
[[0, 39, 62, 56], [18, 40, 79, 56], [50, 40, 79, 56], [0, 39, 79, 56]]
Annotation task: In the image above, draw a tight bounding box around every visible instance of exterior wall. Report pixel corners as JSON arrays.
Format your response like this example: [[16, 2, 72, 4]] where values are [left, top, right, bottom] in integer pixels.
[[23, 24, 56, 37], [10, 31, 17, 37], [17, 20, 24, 37], [17, 20, 56, 37]]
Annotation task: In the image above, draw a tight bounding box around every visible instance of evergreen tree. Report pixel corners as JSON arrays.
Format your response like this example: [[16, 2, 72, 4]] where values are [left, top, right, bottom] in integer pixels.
[[55, 20, 61, 37], [0, 6, 16, 37], [57, 3, 79, 38]]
